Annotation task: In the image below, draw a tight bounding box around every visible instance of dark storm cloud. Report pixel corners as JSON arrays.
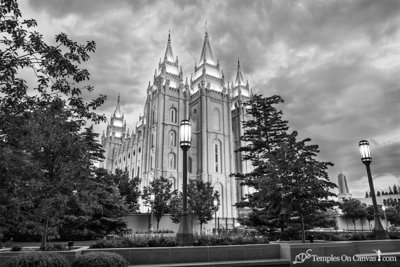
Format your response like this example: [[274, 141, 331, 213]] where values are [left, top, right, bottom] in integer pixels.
[[22, 0, 400, 196]]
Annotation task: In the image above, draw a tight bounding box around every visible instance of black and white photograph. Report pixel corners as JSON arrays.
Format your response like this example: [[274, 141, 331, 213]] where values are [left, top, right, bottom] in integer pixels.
[[1, 0, 400, 266]]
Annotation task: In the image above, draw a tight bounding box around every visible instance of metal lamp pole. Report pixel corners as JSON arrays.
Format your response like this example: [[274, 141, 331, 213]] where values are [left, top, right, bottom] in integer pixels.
[[358, 140, 387, 239], [177, 120, 193, 246]]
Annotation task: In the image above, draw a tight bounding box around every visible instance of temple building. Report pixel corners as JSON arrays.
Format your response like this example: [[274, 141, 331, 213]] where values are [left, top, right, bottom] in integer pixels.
[[100, 30, 253, 218]]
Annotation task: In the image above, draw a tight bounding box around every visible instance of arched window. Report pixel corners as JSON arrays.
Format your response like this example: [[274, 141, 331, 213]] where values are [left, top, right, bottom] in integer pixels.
[[137, 166, 140, 177], [170, 107, 177, 123], [213, 108, 221, 131], [132, 167, 135, 178], [152, 132, 155, 148], [169, 130, 176, 147], [214, 141, 222, 173], [150, 155, 154, 170], [168, 153, 176, 169]]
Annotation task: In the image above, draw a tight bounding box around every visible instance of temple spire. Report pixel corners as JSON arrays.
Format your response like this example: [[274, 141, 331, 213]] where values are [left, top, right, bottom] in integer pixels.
[[198, 28, 215, 66], [113, 94, 122, 118], [235, 58, 245, 87], [164, 31, 175, 63]]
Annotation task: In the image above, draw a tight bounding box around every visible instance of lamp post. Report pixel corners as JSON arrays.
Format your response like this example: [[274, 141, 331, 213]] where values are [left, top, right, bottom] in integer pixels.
[[149, 193, 155, 233], [177, 119, 193, 245], [213, 198, 218, 235], [359, 140, 387, 239], [382, 205, 388, 230]]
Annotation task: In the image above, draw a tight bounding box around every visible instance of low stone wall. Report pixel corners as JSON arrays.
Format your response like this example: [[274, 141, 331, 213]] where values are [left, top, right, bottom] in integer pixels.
[[84, 244, 281, 265], [1, 241, 399, 266]]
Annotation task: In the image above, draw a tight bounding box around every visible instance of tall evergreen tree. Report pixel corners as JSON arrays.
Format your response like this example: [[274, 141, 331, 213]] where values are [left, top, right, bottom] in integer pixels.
[[393, 185, 399, 195], [234, 94, 337, 242]]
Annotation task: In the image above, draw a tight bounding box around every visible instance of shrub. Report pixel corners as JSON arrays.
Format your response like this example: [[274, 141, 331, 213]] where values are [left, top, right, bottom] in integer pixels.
[[72, 252, 128, 267], [153, 229, 174, 234], [90, 236, 177, 248], [4, 252, 69, 267], [348, 232, 366, 240], [193, 235, 269, 246], [41, 243, 67, 251], [10, 245, 22, 251], [389, 232, 400, 239]]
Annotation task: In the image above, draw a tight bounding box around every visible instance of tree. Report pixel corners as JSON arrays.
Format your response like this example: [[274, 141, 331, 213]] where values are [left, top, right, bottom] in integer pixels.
[[393, 185, 399, 195], [234, 95, 337, 242], [341, 199, 366, 231], [169, 190, 183, 224], [389, 186, 393, 195], [113, 168, 141, 212], [59, 168, 128, 240], [187, 181, 219, 234], [385, 205, 400, 226], [365, 205, 375, 230], [365, 192, 369, 198], [142, 177, 173, 230], [0, 0, 106, 248], [169, 181, 220, 234], [377, 191, 381, 196]]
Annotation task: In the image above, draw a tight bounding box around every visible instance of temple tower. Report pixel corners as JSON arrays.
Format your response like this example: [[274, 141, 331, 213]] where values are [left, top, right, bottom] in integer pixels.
[[189, 30, 237, 218], [100, 95, 127, 170]]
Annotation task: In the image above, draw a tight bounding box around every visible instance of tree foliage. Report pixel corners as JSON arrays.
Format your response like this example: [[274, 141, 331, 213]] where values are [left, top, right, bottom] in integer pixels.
[[113, 168, 141, 212], [234, 94, 337, 242], [340, 198, 367, 231], [142, 177, 173, 230], [169, 181, 219, 233], [0, 0, 121, 247]]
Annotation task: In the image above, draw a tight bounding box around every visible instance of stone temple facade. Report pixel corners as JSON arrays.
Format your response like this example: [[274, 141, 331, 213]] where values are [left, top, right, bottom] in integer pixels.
[[100, 31, 253, 218]]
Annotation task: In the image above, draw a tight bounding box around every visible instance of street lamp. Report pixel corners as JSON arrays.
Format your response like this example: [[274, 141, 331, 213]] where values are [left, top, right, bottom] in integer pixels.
[[213, 198, 219, 235], [177, 119, 193, 245], [149, 193, 155, 233], [382, 205, 388, 230], [359, 140, 387, 239]]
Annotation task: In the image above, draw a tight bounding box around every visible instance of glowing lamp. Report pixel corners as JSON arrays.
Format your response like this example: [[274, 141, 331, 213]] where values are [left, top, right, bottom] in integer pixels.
[[179, 120, 191, 149], [359, 140, 372, 163]]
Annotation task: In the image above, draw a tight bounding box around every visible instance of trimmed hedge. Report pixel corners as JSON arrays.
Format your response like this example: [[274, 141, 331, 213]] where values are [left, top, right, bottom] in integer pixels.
[[90, 235, 269, 248], [4, 252, 69, 267], [72, 252, 128, 267]]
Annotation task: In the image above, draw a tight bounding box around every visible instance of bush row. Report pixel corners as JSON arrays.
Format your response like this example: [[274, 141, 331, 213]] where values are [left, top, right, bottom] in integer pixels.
[[90, 235, 269, 248], [4, 251, 128, 267]]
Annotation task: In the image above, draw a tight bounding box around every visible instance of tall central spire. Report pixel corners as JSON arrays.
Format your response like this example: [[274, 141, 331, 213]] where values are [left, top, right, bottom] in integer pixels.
[[114, 93, 122, 118], [198, 30, 216, 66], [164, 31, 175, 63], [192, 28, 224, 93]]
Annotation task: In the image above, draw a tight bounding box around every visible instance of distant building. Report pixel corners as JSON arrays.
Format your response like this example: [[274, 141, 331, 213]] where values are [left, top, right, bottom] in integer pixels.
[[100, 30, 253, 217], [337, 172, 352, 200]]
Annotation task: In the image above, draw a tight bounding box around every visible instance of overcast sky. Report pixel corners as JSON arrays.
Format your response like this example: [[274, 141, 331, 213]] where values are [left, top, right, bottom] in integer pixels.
[[21, 0, 400, 198]]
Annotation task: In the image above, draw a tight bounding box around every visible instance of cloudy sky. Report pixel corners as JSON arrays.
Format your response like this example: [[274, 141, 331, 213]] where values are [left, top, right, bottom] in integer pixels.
[[21, 0, 400, 197]]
